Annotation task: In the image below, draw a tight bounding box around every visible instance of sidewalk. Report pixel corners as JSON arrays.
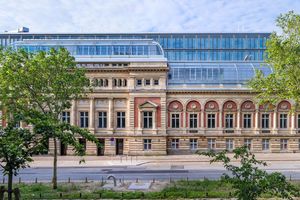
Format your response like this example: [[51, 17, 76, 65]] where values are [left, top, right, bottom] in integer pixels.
[[30, 153, 300, 168]]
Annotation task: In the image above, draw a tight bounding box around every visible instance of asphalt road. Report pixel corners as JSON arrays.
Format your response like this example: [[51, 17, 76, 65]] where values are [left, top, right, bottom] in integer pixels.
[[1, 166, 300, 183]]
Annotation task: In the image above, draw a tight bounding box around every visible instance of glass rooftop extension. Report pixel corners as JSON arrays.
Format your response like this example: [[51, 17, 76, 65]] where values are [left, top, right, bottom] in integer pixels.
[[168, 62, 272, 85], [12, 39, 166, 62]]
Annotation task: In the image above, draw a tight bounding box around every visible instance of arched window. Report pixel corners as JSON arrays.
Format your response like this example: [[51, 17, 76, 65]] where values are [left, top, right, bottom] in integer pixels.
[[204, 101, 219, 129], [168, 100, 183, 129], [241, 100, 255, 129], [186, 100, 201, 129], [222, 101, 237, 129]]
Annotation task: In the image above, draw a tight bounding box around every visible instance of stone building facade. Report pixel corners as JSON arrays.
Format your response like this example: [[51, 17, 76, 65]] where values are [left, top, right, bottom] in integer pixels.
[[7, 33, 299, 156]]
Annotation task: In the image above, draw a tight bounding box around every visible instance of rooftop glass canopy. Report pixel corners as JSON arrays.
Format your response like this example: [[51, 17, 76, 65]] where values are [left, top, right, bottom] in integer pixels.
[[12, 39, 166, 62], [168, 62, 272, 85]]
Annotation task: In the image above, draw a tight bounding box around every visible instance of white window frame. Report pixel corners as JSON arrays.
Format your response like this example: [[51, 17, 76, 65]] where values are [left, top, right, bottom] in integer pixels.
[[143, 139, 152, 151], [171, 139, 179, 149], [79, 111, 89, 128], [280, 139, 288, 150], [61, 111, 71, 124], [262, 139, 270, 151], [243, 113, 252, 129], [244, 139, 252, 150], [98, 111, 107, 128], [208, 138, 216, 150], [189, 113, 198, 129], [226, 139, 234, 151], [207, 113, 216, 128], [190, 138, 198, 150], [116, 111, 126, 128], [279, 113, 288, 129], [171, 113, 180, 128], [225, 113, 234, 129], [261, 113, 270, 129], [143, 111, 153, 129]]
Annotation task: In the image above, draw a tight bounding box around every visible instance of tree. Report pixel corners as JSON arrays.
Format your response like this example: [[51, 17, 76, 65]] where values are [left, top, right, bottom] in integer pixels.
[[199, 146, 298, 200], [249, 11, 300, 107], [0, 48, 98, 189], [0, 121, 44, 200]]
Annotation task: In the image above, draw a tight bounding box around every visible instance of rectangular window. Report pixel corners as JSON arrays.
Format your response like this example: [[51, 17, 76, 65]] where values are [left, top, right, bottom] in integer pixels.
[[190, 139, 198, 150], [154, 79, 159, 85], [98, 112, 107, 128], [171, 139, 179, 149], [226, 139, 234, 151], [62, 111, 71, 124], [243, 114, 252, 128], [117, 112, 126, 128], [189, 114, 198, 128], [261, 114, 270, 129], [208, 138, 216, 150], [279, 114, 288, 129], [207, 114, 216, 128], [79, 112, 89, 128], [143, 139, 152, 150], [225, 114, 234, 128], [136, 79, 142, 86], [145, 79, 151, 85], [171, 113, 180, 128], [262, 139, 269, 151], [298, 114, 300, 129], [143, 111, 153, 129], [244, 139, 252, 150], [280, 139, 288, 150]]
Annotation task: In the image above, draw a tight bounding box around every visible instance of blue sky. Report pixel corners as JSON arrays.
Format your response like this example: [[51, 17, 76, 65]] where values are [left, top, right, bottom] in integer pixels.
[[0, 0, 299, 33]]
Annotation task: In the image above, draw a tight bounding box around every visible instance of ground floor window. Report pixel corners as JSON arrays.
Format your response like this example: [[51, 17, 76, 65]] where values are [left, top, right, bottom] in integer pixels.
[[226, 139, 234, 151], [189, 139, 198, 150], [244, 139, 252, 150], [280, 139, 288, 150], [262, 139, 269, 151], [143, 139, 152, 151], [171, 139, 179, 149], [208, 138, 216, 150]]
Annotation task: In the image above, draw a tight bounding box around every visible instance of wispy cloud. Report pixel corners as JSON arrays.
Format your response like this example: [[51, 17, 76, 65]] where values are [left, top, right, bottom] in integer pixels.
[[0, 0, 299, 33]]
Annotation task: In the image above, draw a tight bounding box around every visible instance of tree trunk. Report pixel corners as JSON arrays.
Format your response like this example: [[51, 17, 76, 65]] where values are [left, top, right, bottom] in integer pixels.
[[52, 138, 58, 189], [7, 170, 13, 200]]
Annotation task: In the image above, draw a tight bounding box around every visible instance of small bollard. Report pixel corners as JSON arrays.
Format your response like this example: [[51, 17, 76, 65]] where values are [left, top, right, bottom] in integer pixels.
[[79, 193, 82, 198], [121, 192, 124, 199], [2, 177, 4, 184], [152, 178, 155, 183], [290, 175, 292, 181], [59, 193, 62, 198], [229, 191, 232, 197], [35, 177, 38, 183], [85, 177, 88, 183], [119, 178, 122, 183], [40, 193, 42, 198], [141, 192, 145, 199], [206, 192, 209, 197], [136, 178, 138, 183], [99, 193, 102, 198], [101, 176, 104, 185], [19, 177, 21, 184]]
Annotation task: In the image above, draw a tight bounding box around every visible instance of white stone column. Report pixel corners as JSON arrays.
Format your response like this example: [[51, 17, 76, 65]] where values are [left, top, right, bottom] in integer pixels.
[[89, 98, 95, 131], [273, 111, 277, 130], [237, 111, 241, 129], [153, 110, 157, 130], [255, 110, 259, 129], [71, 100, 77, 126], [201, 111, 204, 128], [291, 113, 296, 134], [219, 111, 223, 128], [108, 98, 114, 129]]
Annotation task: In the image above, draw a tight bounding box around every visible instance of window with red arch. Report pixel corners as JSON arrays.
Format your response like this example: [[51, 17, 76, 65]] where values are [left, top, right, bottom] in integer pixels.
[[204, 101, 219, 128], [241, 100, 255, 129], [277, 101, 291, 129], [186, 100, 201, 129], [168, 100, 183, 129], [222, 101, 237, 129]]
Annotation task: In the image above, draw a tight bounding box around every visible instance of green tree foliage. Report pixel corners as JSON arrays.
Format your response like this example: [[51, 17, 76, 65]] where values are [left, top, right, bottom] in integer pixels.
[[0, 48, 98, 189], [200, 146, 298, 200], [249, 11, 300, 107], [0, 121, 44, 200]]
